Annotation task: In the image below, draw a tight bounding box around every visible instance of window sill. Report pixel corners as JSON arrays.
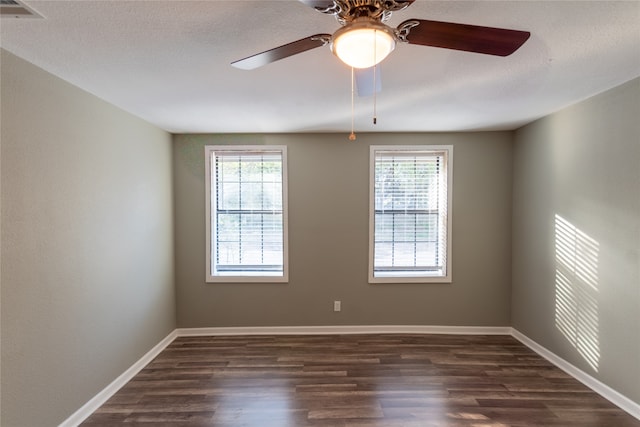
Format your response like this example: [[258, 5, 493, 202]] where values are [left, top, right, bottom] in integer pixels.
[[207, 275, 288, 284], [368, 275, 451, 284]]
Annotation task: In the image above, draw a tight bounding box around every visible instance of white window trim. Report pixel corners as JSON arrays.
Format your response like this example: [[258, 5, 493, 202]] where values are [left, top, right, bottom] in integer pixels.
[[205, 145, 289, 283], [368, 145, 453, 284]]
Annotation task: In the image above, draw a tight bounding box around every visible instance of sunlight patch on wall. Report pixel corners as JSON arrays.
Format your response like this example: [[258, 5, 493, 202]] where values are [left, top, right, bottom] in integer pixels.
[[554, 214, 600, 371]]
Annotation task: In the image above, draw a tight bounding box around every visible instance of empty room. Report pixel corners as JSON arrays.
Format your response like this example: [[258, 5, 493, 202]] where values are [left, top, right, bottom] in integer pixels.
[[1, 1, 639, 426]]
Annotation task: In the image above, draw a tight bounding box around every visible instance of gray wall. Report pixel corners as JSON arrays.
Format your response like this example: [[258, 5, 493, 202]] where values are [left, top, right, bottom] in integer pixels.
[[512, 77, 640, 404], [0, 50, 176, 426], [174, 132, 513, 328]]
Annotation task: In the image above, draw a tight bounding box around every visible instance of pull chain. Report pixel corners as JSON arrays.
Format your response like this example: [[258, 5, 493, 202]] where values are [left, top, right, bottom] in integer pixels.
[[349, 66, 356, 141], [373, 30, 377, 125], [373, 63, 377, 125]]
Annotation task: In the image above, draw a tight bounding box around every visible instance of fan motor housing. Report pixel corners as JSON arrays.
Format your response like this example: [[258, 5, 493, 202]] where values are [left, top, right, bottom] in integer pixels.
[[319, 0, 414, 24]]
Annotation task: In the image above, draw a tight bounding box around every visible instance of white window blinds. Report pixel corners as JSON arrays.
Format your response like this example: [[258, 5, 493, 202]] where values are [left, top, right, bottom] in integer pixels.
[[370, 146, 452, 282], [206, 146, 288, 282]]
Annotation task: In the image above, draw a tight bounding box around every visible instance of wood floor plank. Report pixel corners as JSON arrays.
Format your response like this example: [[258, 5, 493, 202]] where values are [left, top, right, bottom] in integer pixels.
[[81, 334, 640, 426]]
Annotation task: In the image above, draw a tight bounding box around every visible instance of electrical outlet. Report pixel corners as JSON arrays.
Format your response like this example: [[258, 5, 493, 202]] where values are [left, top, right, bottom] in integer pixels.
[[333, 300, 341, 312]]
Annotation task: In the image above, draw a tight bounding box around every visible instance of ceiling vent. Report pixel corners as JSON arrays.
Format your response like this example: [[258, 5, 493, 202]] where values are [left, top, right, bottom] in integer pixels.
[[1, 0, 43, 18]]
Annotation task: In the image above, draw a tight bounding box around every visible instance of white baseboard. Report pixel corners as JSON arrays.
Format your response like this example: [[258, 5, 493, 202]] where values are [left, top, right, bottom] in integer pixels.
[[58, 329, 178, 427], [176, 324, 512, 337], [512, 328, 640, 421]]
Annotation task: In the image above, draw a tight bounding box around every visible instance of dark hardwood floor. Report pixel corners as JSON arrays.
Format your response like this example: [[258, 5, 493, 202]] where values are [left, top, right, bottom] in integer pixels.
[[82, 334, 639, 426]]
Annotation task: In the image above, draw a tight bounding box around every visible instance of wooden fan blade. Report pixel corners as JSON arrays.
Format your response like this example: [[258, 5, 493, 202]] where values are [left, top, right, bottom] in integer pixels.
[[398, 19, 530, 56], [355, 65, 382, 97], [231, 34, 331, 70]]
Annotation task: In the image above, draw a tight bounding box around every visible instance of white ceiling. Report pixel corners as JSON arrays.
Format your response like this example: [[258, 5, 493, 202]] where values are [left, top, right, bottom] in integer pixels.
[[2, 1, 639, 134]]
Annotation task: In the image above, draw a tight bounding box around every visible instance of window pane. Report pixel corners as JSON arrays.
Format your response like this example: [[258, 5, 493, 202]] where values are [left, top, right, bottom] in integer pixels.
[[239, 242, 263, 265], [240, 158, 261, 182], [219, 183, 239, 210], [391, 242, 417, 267], [262, 182, 282, 210], [374, 213, 394, 241], [217, 213, 239, 242], [217, 241, 239, 266], [415, 241, 437, 267], [415, 213, 437, 241], [219, 158, 239, 182], [374, 242, 393, 267], [240, 182, 263, 210]]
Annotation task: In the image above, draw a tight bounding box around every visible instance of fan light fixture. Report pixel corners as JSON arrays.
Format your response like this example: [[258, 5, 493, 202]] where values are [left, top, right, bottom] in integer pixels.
[[331, 19, 396, 69]]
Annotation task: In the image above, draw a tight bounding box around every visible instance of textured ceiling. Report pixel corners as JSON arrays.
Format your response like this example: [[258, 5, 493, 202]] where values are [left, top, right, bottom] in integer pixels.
[[1, 1, 639, 134]]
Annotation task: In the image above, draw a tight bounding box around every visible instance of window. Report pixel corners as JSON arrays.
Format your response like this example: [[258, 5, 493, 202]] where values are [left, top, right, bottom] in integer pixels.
[[369, 146, 452, 283], [205, 146, 288, 282]]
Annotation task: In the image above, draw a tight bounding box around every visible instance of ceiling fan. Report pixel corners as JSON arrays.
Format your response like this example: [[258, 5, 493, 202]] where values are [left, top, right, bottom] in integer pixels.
[[231, 0, 531, 71]]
